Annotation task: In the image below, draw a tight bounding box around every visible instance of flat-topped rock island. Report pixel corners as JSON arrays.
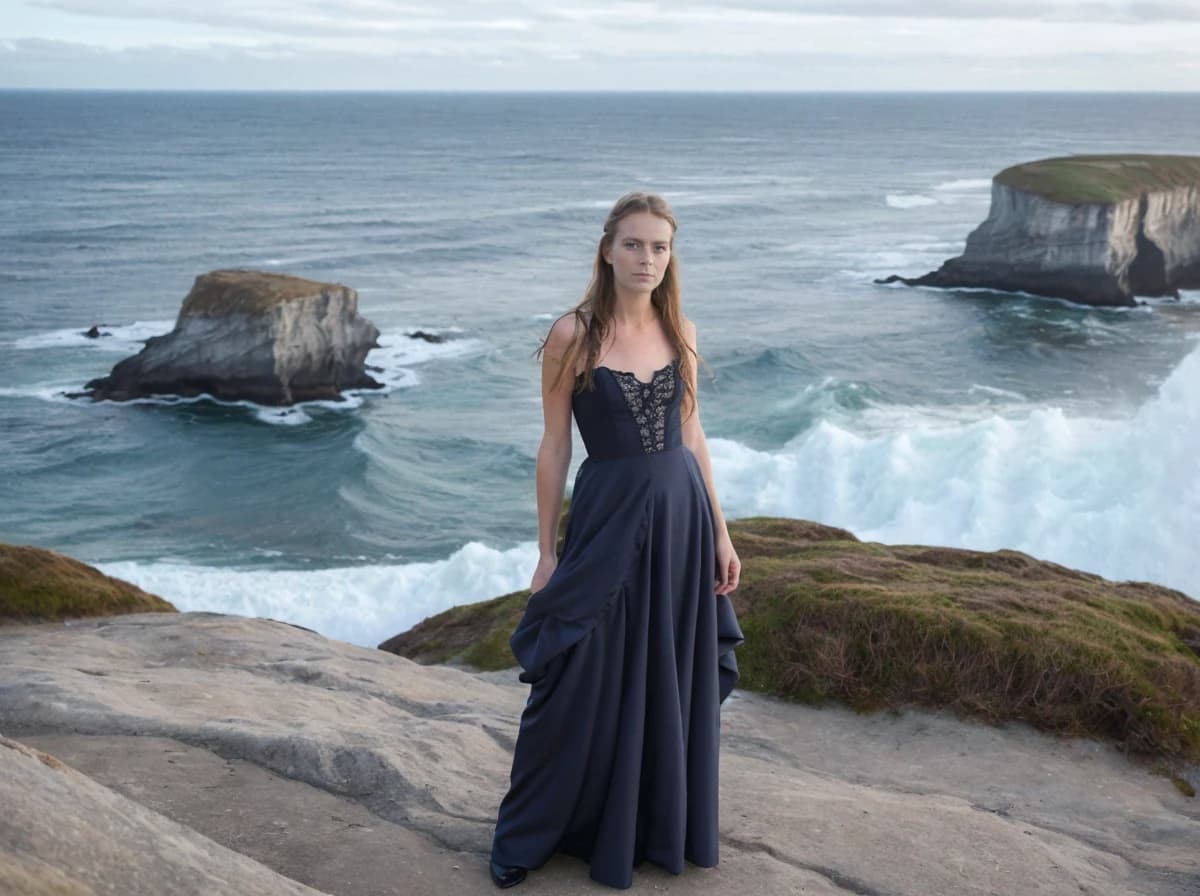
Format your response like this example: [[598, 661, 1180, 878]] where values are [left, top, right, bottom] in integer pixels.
[[77, 269, 384, 406], [879, 154, 1200, 307]]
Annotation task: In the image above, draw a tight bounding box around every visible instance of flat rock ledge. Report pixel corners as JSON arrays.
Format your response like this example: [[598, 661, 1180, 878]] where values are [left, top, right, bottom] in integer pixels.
[[878, 154, 1200, 307], [77, 270, 383, 406], [2, 612, 1198, 895]]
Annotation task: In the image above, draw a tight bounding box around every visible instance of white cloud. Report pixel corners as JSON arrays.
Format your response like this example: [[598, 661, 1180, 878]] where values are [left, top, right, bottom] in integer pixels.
[[2, 0, 1199, 88]]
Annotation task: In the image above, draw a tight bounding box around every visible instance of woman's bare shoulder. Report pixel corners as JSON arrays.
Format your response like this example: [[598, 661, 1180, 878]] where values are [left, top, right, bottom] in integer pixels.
[[546, 310, 587, 351], [681, 315, 697, 345]]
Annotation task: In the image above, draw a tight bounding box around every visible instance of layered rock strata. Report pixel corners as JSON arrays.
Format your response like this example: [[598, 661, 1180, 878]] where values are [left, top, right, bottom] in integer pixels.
[[80, 270, 383, 405], [879, 154, 1200, 307]]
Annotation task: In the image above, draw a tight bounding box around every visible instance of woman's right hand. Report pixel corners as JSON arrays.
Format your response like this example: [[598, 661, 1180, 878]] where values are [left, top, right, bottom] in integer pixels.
[[530, 554, 558, 594]]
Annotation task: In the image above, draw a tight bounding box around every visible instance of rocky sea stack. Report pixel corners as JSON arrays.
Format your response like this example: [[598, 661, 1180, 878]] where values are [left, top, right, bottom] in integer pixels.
[[80, 270, 384, 405], [878, 154, 1200, 307]]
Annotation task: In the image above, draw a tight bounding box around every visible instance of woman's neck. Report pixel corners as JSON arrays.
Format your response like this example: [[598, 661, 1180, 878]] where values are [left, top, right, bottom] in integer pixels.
[[611, 290, 657, 328]]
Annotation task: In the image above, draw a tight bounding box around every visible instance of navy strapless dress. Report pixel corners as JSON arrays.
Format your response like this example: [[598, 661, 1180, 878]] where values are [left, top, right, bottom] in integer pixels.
[[490, 358, 745, 889]]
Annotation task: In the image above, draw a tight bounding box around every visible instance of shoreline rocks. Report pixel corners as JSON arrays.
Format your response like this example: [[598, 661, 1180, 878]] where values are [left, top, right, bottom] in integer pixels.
[[2, 611, 1197, 895], [76, 269, 384, 406], [0, 734, 327, 896], [878, 154, 1200, 307]]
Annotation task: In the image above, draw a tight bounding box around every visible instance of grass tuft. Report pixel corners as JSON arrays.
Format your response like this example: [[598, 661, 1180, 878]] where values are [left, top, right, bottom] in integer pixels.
[[0, 543, 176, 622]]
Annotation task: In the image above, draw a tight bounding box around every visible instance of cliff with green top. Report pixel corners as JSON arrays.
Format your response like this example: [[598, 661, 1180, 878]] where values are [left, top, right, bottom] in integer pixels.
[[878, 154, 1200, 307]]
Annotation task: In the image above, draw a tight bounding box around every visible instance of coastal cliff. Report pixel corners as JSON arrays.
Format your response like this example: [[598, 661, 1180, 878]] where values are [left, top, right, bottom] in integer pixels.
[[2, 532, 1198, 894], [79, 270, 383, 405], [878, 154, 1200, 307], [3, 612, 1198, 895]]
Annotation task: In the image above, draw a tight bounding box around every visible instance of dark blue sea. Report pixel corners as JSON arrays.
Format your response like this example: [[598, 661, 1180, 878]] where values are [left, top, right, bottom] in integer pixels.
[[2, 91, 1198, 646]]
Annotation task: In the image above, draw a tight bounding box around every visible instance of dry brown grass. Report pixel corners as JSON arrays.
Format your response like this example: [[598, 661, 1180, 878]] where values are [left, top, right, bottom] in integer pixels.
[[0, 543, 176, 622], [180, 269, 349, 317]]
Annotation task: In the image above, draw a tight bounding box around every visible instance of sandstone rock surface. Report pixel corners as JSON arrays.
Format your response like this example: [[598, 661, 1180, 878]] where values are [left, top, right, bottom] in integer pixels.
[[79, 270, 383, 405], [2, 611, 1197, 895], [879, 154, 1200, 307], [0, 733, 329, 896]]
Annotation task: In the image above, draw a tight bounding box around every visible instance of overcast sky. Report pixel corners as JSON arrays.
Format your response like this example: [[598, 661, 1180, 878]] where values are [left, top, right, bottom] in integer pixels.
[[2, 0, 1199, 91]]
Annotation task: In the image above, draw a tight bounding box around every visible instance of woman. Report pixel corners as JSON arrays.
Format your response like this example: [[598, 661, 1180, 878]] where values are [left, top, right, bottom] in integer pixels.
[[489, 192, 744, 890]]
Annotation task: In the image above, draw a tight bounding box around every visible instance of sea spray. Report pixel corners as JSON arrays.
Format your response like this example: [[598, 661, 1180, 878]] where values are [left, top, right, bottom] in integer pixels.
[[710, 342, 1200, 601], [98, 540, 541, 649]]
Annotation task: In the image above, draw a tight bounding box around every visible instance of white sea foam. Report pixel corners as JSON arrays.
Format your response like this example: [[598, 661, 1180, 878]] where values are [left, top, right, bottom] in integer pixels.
[[708, 342, 1200, 602], [965, 383, 1028, 401], [10, 319, 174, 352], [885, 194, 938, 209], [1135, 294, 1186, 305], [933, 178, 992, 192], [0, 385, 77, 402], [97, 540, 540, 650]]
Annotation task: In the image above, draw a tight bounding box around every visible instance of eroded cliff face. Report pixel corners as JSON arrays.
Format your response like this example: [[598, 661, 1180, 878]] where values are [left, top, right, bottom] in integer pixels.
[[1138, 184, 1200, 293], [81, 270, 382, 405], [880, 181, 1200, 307]]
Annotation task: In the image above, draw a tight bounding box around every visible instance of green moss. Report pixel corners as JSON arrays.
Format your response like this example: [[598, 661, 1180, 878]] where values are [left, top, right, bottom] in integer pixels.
[[384, 517, 1200, 769], [378, 589, 527, 669], [995, 154, 1200, 204], [0, 544, 176, 622]]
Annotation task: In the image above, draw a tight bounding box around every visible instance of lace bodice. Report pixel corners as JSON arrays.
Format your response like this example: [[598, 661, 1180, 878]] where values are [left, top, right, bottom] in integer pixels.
[[605, 362, 676, 454], [572, 359, 682, 460]]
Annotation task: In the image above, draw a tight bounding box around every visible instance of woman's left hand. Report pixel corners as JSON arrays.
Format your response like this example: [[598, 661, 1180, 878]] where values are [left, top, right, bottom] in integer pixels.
[[714, 531, 740, 595]]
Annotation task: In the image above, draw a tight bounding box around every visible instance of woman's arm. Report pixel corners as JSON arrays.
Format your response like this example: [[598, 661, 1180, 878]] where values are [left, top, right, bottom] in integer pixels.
[[680, 318, 741, 595], [530, 314, 578, 593]]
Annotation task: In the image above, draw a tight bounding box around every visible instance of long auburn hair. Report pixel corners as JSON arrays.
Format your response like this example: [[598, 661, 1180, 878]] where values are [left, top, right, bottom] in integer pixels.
[[537, 191, 702, 419]]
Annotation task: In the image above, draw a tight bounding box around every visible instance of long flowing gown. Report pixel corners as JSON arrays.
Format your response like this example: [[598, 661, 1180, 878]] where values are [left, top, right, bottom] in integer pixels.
[[490, 356, 745, 890]]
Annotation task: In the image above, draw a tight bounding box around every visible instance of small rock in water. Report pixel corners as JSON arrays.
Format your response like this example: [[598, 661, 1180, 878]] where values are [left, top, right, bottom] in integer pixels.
[[408, 330, 447, 343]]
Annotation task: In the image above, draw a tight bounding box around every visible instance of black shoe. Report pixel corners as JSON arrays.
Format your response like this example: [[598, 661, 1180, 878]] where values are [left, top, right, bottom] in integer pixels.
[[489, 859, 527, 888]]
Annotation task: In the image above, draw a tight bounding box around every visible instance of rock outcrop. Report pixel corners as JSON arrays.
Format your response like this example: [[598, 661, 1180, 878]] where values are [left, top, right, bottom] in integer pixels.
[[383, 517, 1200, 771], [78, 270, 383, 405], [878, 154, 1200, 307], [0, 734, 327, 896], [2, 611, 1198, 895]]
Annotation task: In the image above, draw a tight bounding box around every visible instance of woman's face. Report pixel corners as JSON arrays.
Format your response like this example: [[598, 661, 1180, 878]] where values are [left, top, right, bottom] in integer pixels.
[[604, 211, 673, 296]]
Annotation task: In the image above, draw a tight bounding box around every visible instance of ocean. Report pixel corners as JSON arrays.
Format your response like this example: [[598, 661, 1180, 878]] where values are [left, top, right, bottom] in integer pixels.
[[2, 90, 1198, 648]]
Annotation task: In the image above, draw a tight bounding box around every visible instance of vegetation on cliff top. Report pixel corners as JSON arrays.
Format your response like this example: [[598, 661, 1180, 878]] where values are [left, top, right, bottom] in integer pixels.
[[996, 154, 1200, 204], [382, 517, 1200, 778], [181, 269, 349, 317], [0, 544, 176, 623]]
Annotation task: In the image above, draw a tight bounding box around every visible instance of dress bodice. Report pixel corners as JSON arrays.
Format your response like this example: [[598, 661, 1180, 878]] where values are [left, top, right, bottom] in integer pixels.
[[572, 359, 683, 460]]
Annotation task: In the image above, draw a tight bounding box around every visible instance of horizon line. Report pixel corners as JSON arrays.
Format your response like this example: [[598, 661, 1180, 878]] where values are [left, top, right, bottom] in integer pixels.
[[3, 86, 1200, 95]]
